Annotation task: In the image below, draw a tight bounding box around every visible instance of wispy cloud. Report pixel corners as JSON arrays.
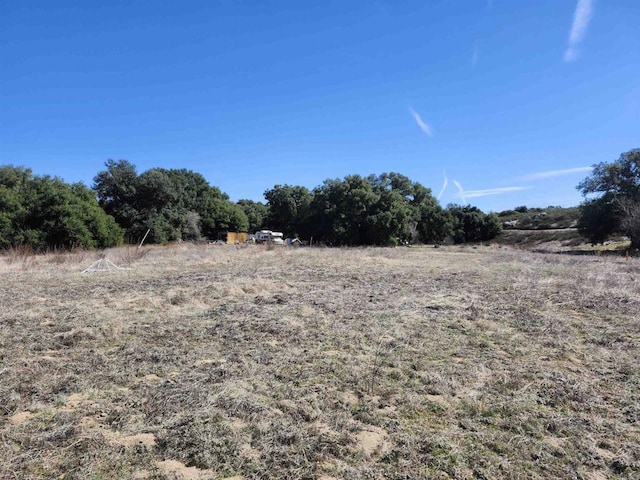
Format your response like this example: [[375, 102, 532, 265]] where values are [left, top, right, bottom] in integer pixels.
[[408, 106, 433, 137], [437, 172, 448, 200], [521, 166, 592, 181], [455, 186, 531, 200], [471, 44, 479, 68], [453, 180, 467, 205], [564, 0, 594, 62]]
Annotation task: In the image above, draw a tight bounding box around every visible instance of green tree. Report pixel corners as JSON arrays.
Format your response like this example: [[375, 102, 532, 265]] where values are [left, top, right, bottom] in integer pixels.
[[264, 185, 312, 237], [93, 161, 247, 243], [237, 199, 268, 233], [577, 149, 640, 249], [618, 199, 640, 250], [365, 173, 415, 245], [304, 172, 452, 246], [449, 205, 483, 243], [92, 159, 139, 230], [162, 168, 213, 212], [481, 212, 502, 240], [415, 199, 454, 244], [577, 198, 619, 245], [131, 169, 183, 243], [578, 150, 640, 199], [0, 166, 30, 248], [308, 175, 376, 245], [199, 195, 248, 239], [447, 205, 502, 244], [0, 166, 123, 250], [68, 183, 125, 248], [405, 180, 453, 244], [153, 168, 247, 239]]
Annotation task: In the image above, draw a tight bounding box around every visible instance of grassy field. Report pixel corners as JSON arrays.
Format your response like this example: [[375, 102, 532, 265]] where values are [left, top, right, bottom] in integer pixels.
[[1, 244, 638, 479]]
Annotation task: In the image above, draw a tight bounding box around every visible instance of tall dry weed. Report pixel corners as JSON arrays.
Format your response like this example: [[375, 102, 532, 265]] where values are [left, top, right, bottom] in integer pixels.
[[113, 245, 150, 266], [3, 244, 36, 265]]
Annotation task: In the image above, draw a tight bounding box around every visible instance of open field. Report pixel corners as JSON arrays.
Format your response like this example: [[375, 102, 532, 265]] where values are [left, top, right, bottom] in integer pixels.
[[1, 244, 639, 479]]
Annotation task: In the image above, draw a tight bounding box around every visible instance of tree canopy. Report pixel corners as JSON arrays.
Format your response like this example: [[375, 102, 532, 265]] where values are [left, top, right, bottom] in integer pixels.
[[237, 199, 268, 233], [447, 205, 502, 244], [92, 160, 248, 243], [577, 149, 640, 249], [279, 172, 494, 246], [0, 166, 123, 250], [264, 185, 312, 238], [1, 161, 503, 251]]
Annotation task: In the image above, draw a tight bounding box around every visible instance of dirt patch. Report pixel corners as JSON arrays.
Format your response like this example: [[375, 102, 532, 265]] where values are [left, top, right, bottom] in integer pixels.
[[115, 433, 156, 450], [239, 443, 261, 461], [425, 394, 448, 406], [193, 358, 223, 367], [7, 411, 33, 425], [60, 392, 95, 412], [377, 405, 397, 415], [141, 374, 162, 383], [131, 470, 151, 479], [584, 471, 608, 480], [544, 436, 567, 450], [228, 418, 247, 431], [156, 459, 216, 479], [339, 390, 359, 406], [355, 426, 391, 457], [595, 446, 616, 461]]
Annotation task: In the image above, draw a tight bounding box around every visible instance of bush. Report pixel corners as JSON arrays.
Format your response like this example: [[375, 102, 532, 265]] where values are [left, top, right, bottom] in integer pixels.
[[0, 166, 123, 251]]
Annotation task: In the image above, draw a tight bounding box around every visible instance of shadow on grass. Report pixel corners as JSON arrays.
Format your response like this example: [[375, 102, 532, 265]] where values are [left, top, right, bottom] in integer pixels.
[[531, 246, 637, 257]]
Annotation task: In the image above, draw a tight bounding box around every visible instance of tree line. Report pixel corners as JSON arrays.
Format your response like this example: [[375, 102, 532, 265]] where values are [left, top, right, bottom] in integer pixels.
[[4, 149, 638, 252], [260, 174, 501, 246], [0, 160, 505, 250]]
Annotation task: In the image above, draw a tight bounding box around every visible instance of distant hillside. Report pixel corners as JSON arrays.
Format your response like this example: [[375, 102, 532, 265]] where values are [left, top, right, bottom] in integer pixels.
[[496, 228, 583, 248], [496, 206, 586, 252], [497, 206, 580, 230]]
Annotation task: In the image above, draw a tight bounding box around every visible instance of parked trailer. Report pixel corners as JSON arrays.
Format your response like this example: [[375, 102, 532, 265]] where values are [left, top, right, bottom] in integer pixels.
[[255, 230, 284, 243]]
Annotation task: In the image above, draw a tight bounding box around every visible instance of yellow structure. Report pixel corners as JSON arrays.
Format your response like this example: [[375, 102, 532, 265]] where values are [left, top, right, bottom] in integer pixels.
[[226, 231, 248, 244]]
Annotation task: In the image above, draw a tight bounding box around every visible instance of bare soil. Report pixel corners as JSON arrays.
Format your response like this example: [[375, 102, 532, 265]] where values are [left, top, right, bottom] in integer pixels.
[[1, 243, 638, 479]]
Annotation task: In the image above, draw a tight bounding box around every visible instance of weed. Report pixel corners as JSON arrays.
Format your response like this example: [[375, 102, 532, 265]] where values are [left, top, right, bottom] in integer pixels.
[[113, 245, 150, 266]]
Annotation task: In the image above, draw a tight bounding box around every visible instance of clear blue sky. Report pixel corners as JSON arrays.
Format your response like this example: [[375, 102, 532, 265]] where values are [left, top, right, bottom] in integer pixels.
[[2, 0, 638, 212]]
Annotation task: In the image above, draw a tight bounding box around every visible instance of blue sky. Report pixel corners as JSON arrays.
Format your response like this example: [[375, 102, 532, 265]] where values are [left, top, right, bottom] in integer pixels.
[[1, 0, 639, 212]]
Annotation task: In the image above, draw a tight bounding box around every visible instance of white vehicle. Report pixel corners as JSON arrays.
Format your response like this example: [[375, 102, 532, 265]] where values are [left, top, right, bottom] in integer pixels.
[[255, 230, 284, 243]]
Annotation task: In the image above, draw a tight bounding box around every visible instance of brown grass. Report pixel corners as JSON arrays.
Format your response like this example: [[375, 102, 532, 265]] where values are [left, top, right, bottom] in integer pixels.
[[1, 243, 638, 479]]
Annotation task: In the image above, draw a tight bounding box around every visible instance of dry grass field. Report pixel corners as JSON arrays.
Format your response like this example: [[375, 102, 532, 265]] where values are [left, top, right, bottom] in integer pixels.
[[1, 244, 638, 479]]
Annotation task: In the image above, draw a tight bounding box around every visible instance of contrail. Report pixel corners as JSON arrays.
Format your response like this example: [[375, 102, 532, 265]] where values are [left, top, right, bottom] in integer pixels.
[[564, 0, 594, 62], [520, 166, 592, 181], [453, 180, 466, 205], [437, 172, 448, 201], [408, 106, 433, 137], [463, 186, 531, 198]]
